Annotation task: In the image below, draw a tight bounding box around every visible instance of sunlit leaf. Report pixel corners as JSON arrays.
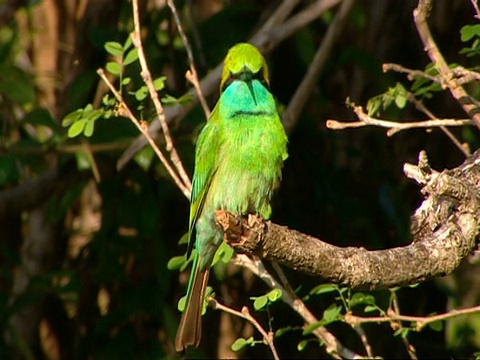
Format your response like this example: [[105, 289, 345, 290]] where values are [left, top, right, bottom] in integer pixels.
[[104, 41, 123, 56], [253, 295, 268, 310], [349, 292, 375, 308], [267, 288, 282, 302], [106, 62, 122, 75], [310, 283, 338, 296], [460, 24, 480, 42], [67, 119, 86, 138], [123, 49, 138, 66], [323, 304, 342, 323], [297, 339, 308, 352], [177, 295, 186, 312], [84, 119, 95, 137], [167, 256, 186, 270], [153, 76, 166, 91], [135, 86, 148, 101]]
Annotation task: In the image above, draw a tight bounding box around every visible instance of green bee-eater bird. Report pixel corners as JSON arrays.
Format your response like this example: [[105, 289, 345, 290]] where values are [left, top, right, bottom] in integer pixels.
[[175, 43, 288, 352]]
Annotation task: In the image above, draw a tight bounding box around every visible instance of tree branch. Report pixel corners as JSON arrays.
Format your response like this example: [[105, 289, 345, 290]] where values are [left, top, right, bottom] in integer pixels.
[[215, 149, 480, 290]]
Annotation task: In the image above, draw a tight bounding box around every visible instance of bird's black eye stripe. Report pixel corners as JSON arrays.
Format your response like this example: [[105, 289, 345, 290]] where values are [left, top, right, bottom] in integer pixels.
[[221, 68, 268, 92]]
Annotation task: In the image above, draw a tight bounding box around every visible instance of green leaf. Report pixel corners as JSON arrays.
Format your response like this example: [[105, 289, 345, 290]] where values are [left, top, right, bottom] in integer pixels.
[[428, 320, 443, 332], [231, 337, 253, 352], [460, 24, 480, 42], [231, 338, 247, 352], [297, 340, 308, 352], [161, 93, 193, 106], [366, 96, 382, 116], [275, 326, 294, 338], [67, 119, 86, 138], [106, 62, 122, 76], [135, 86, 148, 101], [220, 244, 234, 263], [153, 76, 167, 91], [167, 256, 186, 270], [104, 41, 123, 56], [75, 151, 91, 170], [309, 283, 338, 296], [123, 36, 133, 51], [393, 327, 409, 337], [177, 295, 186, 312], [253, 295, 268, 310], [62, 109, 83, 127], [178, 232, 189, 245], [349, 292, 376, 308], [303, 321, 324, 335], [134, 145, 154, 171], [395, 91, 407, 108], [123, 48, 138, 66], [122, 77, 131, 86], [364, 305, 378, 313], [84, 119, 95, 137], [267, 288, 282, 302], [323, 304, 342, 323]]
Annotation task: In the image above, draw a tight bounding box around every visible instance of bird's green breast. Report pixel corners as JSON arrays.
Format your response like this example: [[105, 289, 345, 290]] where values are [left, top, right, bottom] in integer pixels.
[[206, 80, 287, 219]]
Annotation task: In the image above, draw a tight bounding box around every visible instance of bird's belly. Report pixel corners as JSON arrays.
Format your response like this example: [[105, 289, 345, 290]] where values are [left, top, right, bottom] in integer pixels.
[[209, 145, 281, 219]]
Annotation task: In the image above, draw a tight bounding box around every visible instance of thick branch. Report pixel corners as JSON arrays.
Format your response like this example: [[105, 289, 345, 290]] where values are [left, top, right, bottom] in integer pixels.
[[215, 150, 480, 290]]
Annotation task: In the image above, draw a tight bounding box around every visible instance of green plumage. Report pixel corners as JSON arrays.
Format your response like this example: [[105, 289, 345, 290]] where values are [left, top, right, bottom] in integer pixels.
[[175, 43, 288, 352]]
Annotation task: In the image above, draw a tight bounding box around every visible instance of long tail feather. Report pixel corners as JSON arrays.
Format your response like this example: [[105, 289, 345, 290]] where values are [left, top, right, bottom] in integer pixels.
[[175, 262, 210, 352]]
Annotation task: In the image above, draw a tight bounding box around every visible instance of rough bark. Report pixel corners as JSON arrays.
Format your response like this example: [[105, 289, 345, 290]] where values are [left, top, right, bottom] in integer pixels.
[[215, 150, 480, 290]]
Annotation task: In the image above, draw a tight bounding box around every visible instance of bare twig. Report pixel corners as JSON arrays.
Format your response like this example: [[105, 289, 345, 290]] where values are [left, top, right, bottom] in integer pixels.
[[131, 0, 192, 191], [414, 0, 480, 129], [209, 297, 280, 360], [382, 63, 440, 83], [347, 305, 480, 331], [97, 69, 190, 198], [166, 0, 210, 119], [326, 103, 473, 135], [282, 0, 355, 133]]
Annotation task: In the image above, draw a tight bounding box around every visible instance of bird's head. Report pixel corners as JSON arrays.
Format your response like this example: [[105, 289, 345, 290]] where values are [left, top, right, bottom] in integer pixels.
[[220, 43, 270, 96]]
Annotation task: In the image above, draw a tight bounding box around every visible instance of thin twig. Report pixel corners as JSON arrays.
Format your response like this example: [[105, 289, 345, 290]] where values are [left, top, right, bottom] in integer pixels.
[[326, 103, 473, 135], [382, 63, 440, 83], [347, 305, 480, 332], [97, 69, 190, 197], [166, 0, 210, 119], [131, 0, 192, 191], [234, 254, 359, 359], [209, 298, 280, 360]]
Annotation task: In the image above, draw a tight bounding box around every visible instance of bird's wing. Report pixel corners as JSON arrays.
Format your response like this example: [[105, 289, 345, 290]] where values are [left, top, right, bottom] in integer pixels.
[[186, 108, 220, 258]]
